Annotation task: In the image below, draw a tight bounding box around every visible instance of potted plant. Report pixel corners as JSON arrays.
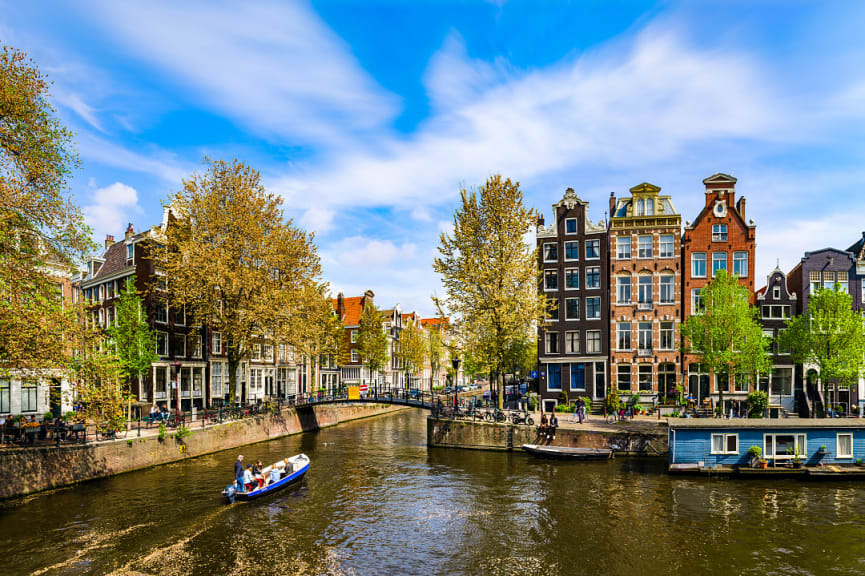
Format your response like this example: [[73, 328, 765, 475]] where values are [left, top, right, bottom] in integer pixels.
[[748, 446, 763, 468], [791, 447, 804, 468], [817, 444, 828, 456]]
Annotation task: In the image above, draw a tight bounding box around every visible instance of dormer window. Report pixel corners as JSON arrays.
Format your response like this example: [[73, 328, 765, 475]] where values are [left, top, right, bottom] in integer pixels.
[[126, 243, 134, 264], [646, 198, 654, 216], [636, 199, 644, 216]]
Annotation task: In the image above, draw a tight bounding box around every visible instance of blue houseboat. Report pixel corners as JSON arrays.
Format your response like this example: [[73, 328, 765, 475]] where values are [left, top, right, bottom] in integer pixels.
[[668, 419, 865, 477]]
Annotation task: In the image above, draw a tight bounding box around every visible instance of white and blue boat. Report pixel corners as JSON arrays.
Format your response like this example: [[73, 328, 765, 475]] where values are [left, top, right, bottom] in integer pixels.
[[223, 454, 310, 503]]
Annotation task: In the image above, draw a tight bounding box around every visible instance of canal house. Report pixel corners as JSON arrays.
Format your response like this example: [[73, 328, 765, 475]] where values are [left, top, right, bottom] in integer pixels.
[[669, 419, 865, 474]]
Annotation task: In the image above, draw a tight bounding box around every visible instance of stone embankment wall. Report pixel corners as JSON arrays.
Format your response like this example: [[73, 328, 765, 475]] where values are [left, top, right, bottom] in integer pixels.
[[1, 403, 406, 500], [427, 417, 669, 455]]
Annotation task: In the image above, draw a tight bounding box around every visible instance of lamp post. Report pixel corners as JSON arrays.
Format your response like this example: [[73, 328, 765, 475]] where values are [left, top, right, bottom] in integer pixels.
[[172, 359, 182, 418], [452, 357, 461, 410]]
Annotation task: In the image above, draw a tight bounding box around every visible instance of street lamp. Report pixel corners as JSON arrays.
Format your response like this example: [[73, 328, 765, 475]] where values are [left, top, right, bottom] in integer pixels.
[[172, 359, 183, 417], [452, 357, 461, 410]]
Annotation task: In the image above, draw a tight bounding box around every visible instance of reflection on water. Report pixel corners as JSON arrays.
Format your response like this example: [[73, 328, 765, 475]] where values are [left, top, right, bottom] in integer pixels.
[[3, 411, 865, 575]]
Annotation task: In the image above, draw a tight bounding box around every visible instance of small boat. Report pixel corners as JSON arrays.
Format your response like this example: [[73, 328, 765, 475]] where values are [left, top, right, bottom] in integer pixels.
[[223, 454, 310, 503], [522, 444, 613, 460]]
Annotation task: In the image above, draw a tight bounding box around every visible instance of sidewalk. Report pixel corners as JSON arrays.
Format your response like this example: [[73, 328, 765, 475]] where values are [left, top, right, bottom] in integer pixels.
[[534, 412, 667, 434]]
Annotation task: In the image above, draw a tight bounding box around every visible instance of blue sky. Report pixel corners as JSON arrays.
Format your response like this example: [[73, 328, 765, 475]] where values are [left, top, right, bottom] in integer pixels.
[[3, 1, 865, 316]]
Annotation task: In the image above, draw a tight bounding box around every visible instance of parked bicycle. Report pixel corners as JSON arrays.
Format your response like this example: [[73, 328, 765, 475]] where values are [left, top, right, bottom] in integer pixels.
[[510, 410, 534, 426]]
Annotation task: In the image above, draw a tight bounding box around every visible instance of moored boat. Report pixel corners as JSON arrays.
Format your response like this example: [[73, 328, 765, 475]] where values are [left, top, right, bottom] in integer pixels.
[[223, 454, 310, 503], [522, 444, 614, 460]]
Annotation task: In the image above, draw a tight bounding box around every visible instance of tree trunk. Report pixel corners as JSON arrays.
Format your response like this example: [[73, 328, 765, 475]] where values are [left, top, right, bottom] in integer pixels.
[[497, 369, 504, 410], [228, 354, 239, 405]]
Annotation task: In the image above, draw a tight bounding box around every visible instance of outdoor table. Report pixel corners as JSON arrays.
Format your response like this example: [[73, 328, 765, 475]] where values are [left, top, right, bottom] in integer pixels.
[[68, 423, 86, 442], [23, 427, 40, 444]]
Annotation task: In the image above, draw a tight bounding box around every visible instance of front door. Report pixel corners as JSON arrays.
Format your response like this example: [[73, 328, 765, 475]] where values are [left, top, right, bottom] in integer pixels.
[[594, 362, 605, 400]]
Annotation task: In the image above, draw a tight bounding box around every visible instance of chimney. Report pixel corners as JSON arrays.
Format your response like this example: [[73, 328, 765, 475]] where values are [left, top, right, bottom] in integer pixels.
[[736, 197, 746, 221], [124, 222, 134, 241], [336, 292, 345, 318], [537, 214, 545, 227], [363, 289, 375, 306], [104, 234, 115, 249], [609, 192, 616, 218]]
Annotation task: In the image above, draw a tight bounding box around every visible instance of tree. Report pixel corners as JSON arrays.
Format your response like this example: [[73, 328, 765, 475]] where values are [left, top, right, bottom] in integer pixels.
[[108, 276, 159, 422], [292, 284, 349, 395], [156, 159, 321, 404], [427, 328, 443, 390], [434, 175, 545, 409], [357, 303, 388, 393], [0, 44, 95, 374], [780, 285, 865, 417], [399, 320, 426, 390], [679, 270, 770, 415]]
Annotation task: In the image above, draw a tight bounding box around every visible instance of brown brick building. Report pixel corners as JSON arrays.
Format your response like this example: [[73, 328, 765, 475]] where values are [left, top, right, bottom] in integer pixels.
[[681, 173, 756, 404], [608, 183, 681, 403]]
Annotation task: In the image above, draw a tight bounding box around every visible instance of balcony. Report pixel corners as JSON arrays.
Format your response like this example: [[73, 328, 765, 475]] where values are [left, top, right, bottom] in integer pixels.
[[637, 302, 653, 310], [637, 348, 653, 357]]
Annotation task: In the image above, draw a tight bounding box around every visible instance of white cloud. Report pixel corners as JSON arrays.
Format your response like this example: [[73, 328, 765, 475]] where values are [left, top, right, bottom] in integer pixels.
[[83, 182, 142, 243], [300, 207, 335, 235], [77, 131, 191, 184], [324, 236, 417, 270], [411, 207, 433, 222], [86, 0, 398, 145]]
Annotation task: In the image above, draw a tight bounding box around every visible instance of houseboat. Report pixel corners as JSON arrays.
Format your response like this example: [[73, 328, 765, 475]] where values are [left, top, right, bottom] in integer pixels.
[[668, 419, 865, 478]]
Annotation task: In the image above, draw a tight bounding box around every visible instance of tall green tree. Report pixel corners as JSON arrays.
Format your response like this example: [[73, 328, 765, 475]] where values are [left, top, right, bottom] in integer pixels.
[[156, 159, 321, 404], [292, 284, 349, 395], [433, 175, 545, 409], [780, 285, 865, 417], [357, 304, 388, 392], [427, 327, 443, 390], [0, 44, 95, 374], [679, 270, 770, 415], [399, 320, 426, 389], [108, 276, 159, 422]]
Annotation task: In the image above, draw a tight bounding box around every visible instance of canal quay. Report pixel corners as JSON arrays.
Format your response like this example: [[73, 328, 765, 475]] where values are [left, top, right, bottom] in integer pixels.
[[4, 409, 865, 576]]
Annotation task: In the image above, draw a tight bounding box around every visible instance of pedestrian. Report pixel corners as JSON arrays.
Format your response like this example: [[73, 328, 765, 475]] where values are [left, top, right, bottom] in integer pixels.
[[539, 412, 548, 437], [234, 455, 244, 492], [549, 412, 558, 440]]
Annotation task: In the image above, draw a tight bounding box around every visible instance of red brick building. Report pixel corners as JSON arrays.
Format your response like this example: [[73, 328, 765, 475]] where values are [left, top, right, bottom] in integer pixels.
[[681, 173, 756, 404]]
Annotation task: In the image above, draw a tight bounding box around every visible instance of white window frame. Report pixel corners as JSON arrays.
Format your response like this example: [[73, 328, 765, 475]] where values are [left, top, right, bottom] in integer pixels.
[[763, 433, 807, 461], [126, 243, 134, 263], [837, 433, 853, 459], [564, 268, 580, 291], [692, 253, 707, 278], [351, 349, 359, 363], [190, 335, 202, 359], [617, 276, 631, 304], [351, 330, 359, 343], [543, 242, 558, 263], [545, 332, 559, 355], [637, 235, 653, 259], [585, 239, 600, 260], [212, 331, 222, 355], [712, 224, 728, 242], [174, 334, 186, 358], [565, 218, 578, 235], [564, 297, 580, 321], [659, 321, 675, 350], [773, 286, 780, 299], [710, 433, 739, 455], [585, 297, 601, 319], [659, 275, 675, 304], [617, 236, 631, 260], [585, 266, 601, 289], [565, 331, 580, 354], [157, 331, 169, 357], [712, 252, 728, 277], [586, 330, 601, 354], [617, 323, 632, 351], [659, 234, 674, 258], [638, 275, 653, 308], [733, 251, 748, 277], [691, 288, 703, 314], [544, 270, 558, 292], [156, 303, 168, 324], [564, 241, 579, 261]]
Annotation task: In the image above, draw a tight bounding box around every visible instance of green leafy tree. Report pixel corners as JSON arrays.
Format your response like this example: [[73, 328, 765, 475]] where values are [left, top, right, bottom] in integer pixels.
[[434, 175, 545, 409], [0, 44, 95, 374], [292, 284, 349, 395], [108, 276, 159, 423], [399, 320, 426, 389], [780, 285, 865, 417], [357, 304, 388, 392], [679, 270, 771, 415], [427, 327, 443, 390]]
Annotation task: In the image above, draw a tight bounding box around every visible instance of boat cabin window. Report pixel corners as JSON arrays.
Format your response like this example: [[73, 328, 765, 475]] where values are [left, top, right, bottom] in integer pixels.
[[837, 434, 853, 459], [763, 433, 806, 460], [710, 433, 738, 455]]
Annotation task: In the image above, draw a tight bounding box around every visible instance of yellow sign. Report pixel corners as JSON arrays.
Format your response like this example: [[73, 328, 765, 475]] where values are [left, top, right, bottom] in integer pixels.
[[348, 386, 360, 400]]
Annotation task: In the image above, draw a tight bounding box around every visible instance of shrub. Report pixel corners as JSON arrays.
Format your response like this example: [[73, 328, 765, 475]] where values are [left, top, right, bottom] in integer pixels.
[[557, 390, 569, 406], [64, 411, 76, 422], [670, 410, 681, 418], [127, 439, 134, 446], [555, 404, 571, 413], [158, 422, 166, 441], [629, 392, 642, 407], [748, 446, 762, 458], [43, 411, 54, 421], [605, 388, 621, 413], [175, 424, 191, 442], [747, 390, 769, 418], [527, 395, 538, 411]]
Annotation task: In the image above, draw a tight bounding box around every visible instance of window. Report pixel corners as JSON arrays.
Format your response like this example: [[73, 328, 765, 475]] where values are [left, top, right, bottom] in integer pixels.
[[734, 373, 750, 393], [175, 305, 186, 326], [771, 367, 793, 396], [617, 365, 631, 391], [544, 270, 558, 291], [837, 434, 854, 459], [546, 332, 559, 354], [659, 235, 674, 258], [351, 350, 359, 363], [764, 433, 806, 461], [809, 271, 821, 293], [547, 364, 562, 390], [565, 298, 580, 320], [773, 286, 781, 299], [691, 288, 704, 314], [156, 304, 168, 324], [586, 330, 601, 354], [710, 434, 739, 455], [617, 323, 632, 350], [351, 330, 359, 343], [823, 271, 835, 291], [570, 363, 585, 391], [190, 336, 202, 358], [585, 267, 600, 289], [565, 331, 580, 354], [126, 243, 134, 263], [0, 380, 8, 413], [692, 253, 707, 278], [837, 271, 848, 293], [565, 269, 579, 290], [107, 282, 115, 300], [21, 381, 37, 412], [153, 332, 167, 356], [98, 285, 105, 301], [173, 334, 187, 357], [546, 300, 559, 321], [636, 198, 644, 216], [638, 322, 652, 354], [565, 219, 577, 234], [646, 198, 654, 216], [659, 275, 674, 304], [638, 276, 653, 309], [212, 332, 222, 355], [658, 363, 676, 394], [660, 322, 675, 350], [564, 241, 579, 260], [279, 344, 287, 362], [617, 236, 631, 259], [862, 283, 865, 304], [712, 252, 728, 276], [585, 240, 600, 259], [638, 365, 653, 391], [762, 305, 791, 319], [617, 276, 631, 304], [543, 243, 558, 262], [637, 235, 653, 258], [586, 297, 601, 319], [733, 252, 748, 277], [263, 344, 274, 361], [712, 224, 728, 241]]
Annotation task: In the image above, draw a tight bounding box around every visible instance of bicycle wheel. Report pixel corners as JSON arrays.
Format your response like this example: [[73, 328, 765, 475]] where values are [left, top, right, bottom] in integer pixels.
[[526, 416, 534, 426]]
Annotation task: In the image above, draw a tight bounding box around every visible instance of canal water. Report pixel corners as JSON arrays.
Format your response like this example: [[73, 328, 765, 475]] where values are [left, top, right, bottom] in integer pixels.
[[3, 410, 865, 575]]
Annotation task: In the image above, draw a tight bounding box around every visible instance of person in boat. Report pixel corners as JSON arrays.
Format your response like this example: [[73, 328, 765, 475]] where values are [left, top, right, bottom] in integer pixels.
[[253, 460, 265, 488], [243, 465, 256, 491], [269, 465, 281, 485], [235, 455, 245, 491], [549, 413, 558, 440]]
